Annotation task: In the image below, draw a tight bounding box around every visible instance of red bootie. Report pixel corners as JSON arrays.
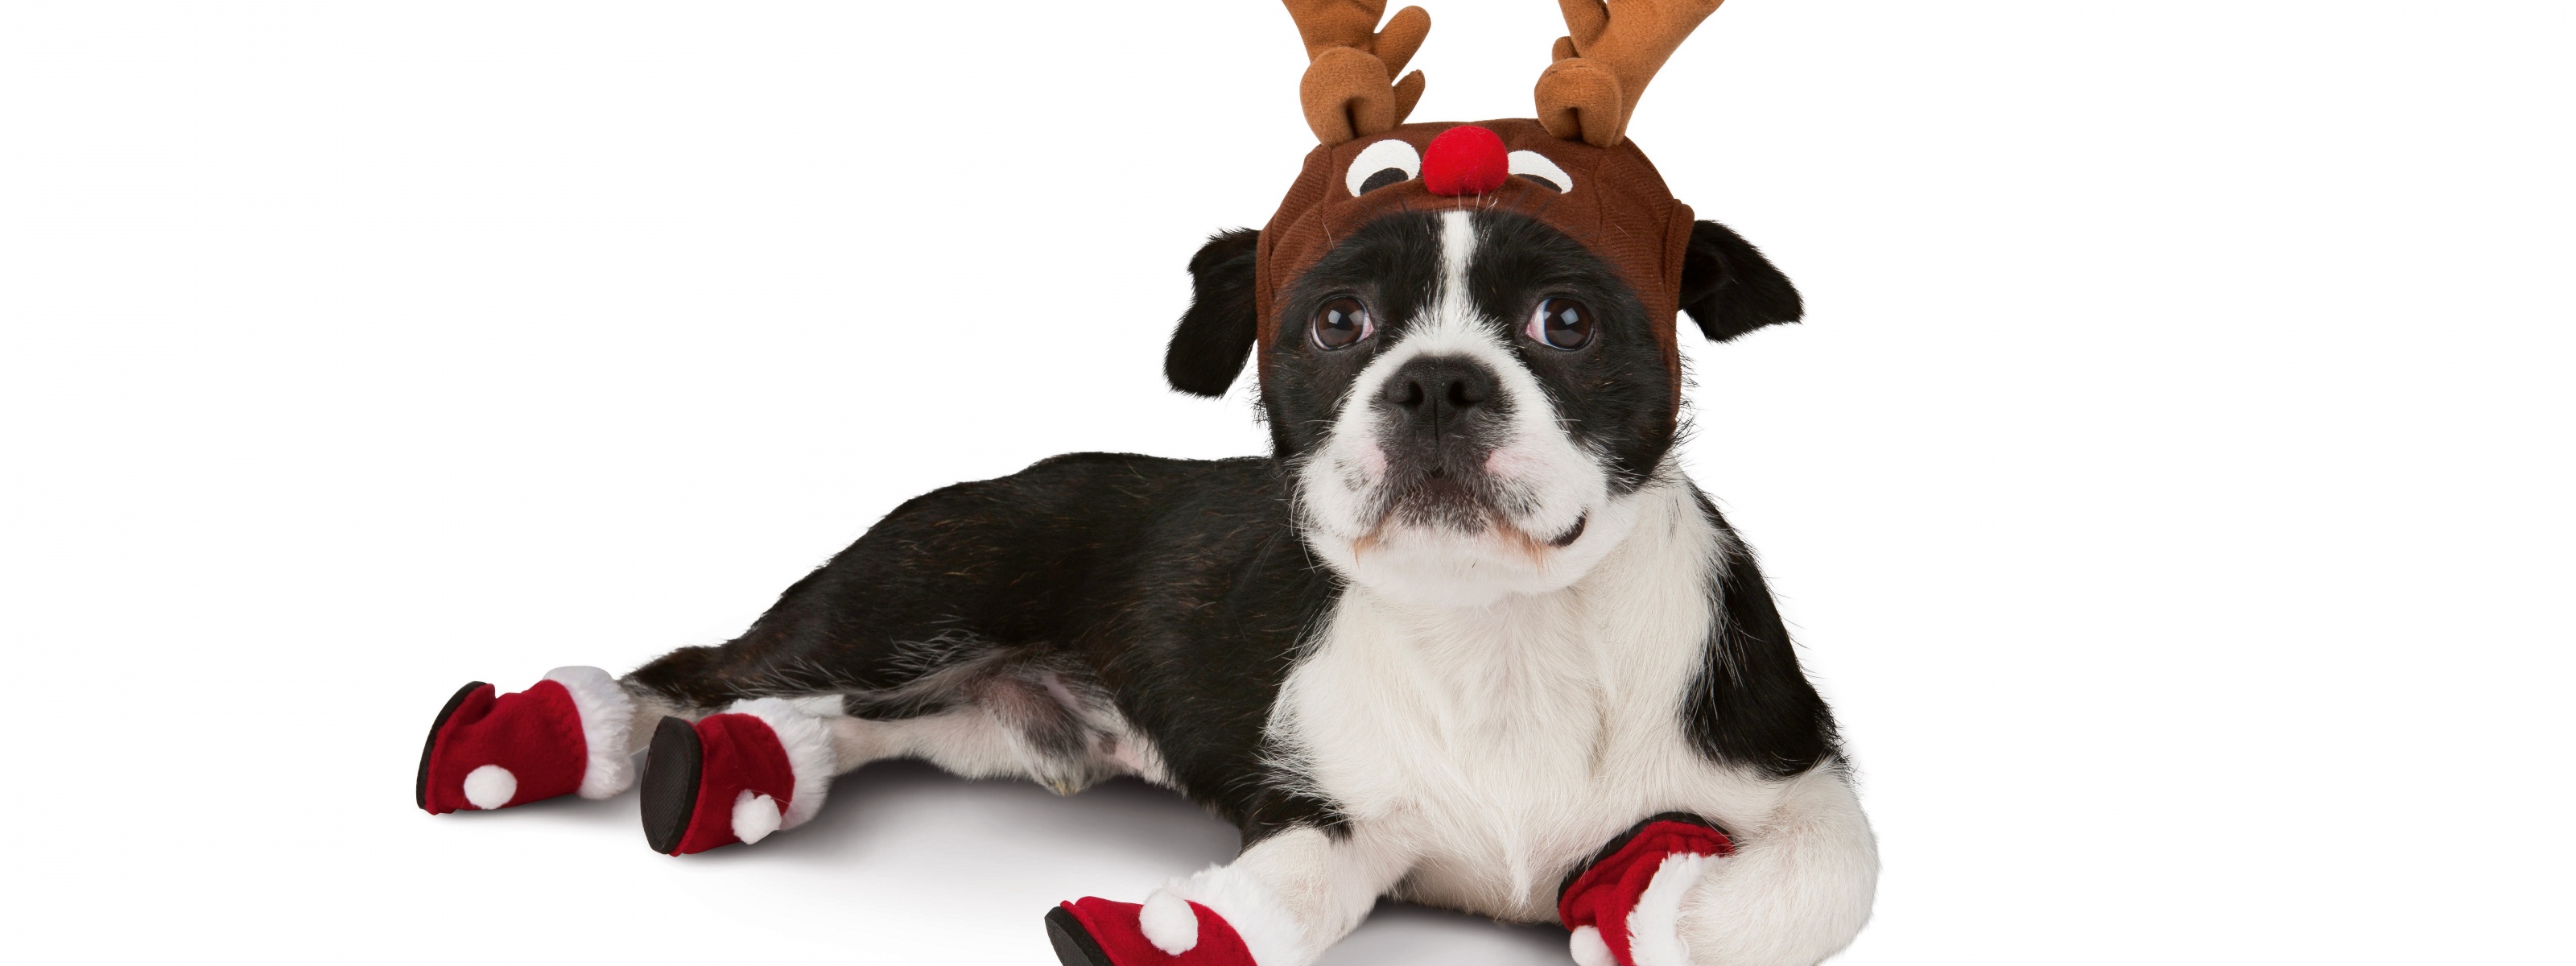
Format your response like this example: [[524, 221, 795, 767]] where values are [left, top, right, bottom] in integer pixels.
[[638, 697, 835, 855], [1558, 814, 1736, 966], [1045, 895, 1258, 966], [418, 667, 637, 813]]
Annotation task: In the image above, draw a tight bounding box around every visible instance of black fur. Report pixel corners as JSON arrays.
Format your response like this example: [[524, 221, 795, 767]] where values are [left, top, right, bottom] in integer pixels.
[[1467, 211, 1677, 489], [1163, 229, 1262, 397], [627, 453, 1349, 840], [1259, 211, 1450, 460], [1679, 219, 1803, 343], [1684, 489, 1841, 776]]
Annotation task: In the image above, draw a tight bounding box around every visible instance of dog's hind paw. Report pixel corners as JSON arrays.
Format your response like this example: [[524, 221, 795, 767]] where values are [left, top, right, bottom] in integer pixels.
[[416, 667, 637, 815]]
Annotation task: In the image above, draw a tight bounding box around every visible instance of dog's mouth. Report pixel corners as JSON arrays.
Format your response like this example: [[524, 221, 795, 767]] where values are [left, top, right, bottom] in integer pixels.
[[1352, 469, 1587, 558], [1546, 514, 1587, 547], [1387, 470, 1486, 524]]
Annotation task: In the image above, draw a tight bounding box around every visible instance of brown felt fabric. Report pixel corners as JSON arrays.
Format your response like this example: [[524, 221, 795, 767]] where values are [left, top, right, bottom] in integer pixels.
[[1534, 58, 1624, 150], [1537, 0, 1728, 147], [1285, 1, 1432, 146], [1253, 118, 1695, 403]]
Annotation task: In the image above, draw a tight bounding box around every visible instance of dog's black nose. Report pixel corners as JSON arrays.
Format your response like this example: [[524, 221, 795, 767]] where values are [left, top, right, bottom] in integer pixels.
[[1381, 355, 1501, 444]]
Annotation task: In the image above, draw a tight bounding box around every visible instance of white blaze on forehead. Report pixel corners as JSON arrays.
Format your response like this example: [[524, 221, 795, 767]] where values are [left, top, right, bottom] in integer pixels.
[[1440, 208, 1476, 306], [1293, 210, 1641, 606]]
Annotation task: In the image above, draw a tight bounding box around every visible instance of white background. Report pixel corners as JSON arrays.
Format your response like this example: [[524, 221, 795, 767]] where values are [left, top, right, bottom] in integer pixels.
[[3, 2, 2569, 962]]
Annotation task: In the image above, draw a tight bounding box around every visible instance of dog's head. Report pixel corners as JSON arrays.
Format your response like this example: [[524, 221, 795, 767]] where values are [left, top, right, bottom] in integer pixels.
[[1161, 3, 1796, 606], [1166, 121, 1800, 605]]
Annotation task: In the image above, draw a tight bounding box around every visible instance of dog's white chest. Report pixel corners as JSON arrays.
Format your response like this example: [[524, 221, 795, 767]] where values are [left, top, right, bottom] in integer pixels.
[[1268, 481, 1748, 920]]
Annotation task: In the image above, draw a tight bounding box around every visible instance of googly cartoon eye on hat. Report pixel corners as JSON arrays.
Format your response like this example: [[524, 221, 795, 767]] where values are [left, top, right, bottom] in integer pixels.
[[1345, 138, 1422, 196], [1508, 151, 1572, 192]]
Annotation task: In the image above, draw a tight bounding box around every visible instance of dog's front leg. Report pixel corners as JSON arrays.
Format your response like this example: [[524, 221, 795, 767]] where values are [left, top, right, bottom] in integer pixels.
[[1049, 824, 1410, 966], [1669, 767, 1878, 965], [1561, 767, 1876, 966]]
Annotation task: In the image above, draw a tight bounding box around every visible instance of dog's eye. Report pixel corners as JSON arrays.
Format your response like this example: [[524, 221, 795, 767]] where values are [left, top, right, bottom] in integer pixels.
[[1527, 298, 1595, 350], [1344, 138, 1422, 196], [1311, 296, 1374, 350], [1507, 151, 1572, 192]]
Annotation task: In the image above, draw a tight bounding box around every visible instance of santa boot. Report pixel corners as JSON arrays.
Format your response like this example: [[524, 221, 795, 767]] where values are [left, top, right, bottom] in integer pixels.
[[1558, 813, 1737, 966], [638, 697, 836, 855], [1044, 894, 1260, 966], [417, 666, 638, 813]]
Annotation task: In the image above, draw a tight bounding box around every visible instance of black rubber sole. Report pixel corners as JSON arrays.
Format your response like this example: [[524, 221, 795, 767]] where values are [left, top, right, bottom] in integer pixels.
[[416, 681, 488, 811], [639, 716, 703, 855], [1044, 906, 1113, 966]]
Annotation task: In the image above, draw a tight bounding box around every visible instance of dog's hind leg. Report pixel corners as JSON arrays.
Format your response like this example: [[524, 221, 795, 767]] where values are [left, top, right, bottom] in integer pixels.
[[420, 457, 1174, 840], [1048, 824, 1414, 966], [619, 630, 1156, 853]]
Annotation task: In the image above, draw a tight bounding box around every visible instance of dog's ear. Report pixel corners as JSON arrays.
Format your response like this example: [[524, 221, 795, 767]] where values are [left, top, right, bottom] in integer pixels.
[[1679, 220, 1803, 343], [1164, 229, 1263, 397]]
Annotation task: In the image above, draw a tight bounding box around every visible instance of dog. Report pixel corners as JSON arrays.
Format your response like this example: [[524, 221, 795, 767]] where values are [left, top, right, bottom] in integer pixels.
[[413, 4, 1877, 965]]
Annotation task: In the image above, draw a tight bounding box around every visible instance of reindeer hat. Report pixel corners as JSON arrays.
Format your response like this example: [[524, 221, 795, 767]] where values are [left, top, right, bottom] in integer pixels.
[[1253, 0, 1733, 378]]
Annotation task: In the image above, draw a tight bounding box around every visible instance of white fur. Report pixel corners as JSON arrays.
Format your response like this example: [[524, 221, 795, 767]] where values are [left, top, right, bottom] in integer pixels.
[[1158, 827, 1410, 966], [1628, 852, 1715, 966], [786, 693, 847, 718], [1345, 138, 1422, 196], [1155, 873, 1302, 966], [724, 697, 837, 830], [1137, 890, 1200, 955], [460, 764, 515, 811], [1674, 767, 1880, 965], [821, 699, 1174, 795], [1265, 470, 1879, 961], [731, 790, 782, 844], [1272, 473, 1719, 915], [542, 666, 637, 799], [1570, 925, 1615, 966], [1295, 210, 1633, 609]]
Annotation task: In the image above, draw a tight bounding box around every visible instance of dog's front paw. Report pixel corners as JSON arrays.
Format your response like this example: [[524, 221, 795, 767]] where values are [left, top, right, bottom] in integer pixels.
[[1045, 895, 1257, 966], [1559, 815, 1736, 966]]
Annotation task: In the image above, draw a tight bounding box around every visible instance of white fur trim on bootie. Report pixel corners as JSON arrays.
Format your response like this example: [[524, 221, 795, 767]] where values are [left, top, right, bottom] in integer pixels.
[[543, 666, 638, 799], [462, 764, 517, 810], [1625, 852, 1716, 966], [724, 697, 836, 830], [1138, 890, 1200, 956], [731, 789, 783, 844]]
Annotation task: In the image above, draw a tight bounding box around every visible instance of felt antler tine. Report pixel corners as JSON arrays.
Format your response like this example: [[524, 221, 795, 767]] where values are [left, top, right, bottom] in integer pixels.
[[1373, 4, 1430, 76], [1284, 0, 1432, 147], [1378, 4, 1429, 121], [1535, 0, 1726, 147]]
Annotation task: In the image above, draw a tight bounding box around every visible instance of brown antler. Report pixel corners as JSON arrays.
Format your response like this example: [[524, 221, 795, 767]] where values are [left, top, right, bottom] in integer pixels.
[[1534, 0, 1725, 147], [1284, 1, 1430, 147]]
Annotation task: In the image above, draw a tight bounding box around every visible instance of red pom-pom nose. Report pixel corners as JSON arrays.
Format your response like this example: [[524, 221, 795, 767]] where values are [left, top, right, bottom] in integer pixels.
[[1421, 125, 1509, 197]]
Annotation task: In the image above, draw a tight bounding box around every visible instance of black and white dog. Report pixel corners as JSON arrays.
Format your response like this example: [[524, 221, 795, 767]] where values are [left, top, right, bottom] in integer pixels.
[[419, 130, 1876, 965]]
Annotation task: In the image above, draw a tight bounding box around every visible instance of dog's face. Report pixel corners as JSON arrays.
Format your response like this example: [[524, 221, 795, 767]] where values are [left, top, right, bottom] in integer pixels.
[[1269, 208, 1670, 605], [1165, 124, 1804, 607]]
